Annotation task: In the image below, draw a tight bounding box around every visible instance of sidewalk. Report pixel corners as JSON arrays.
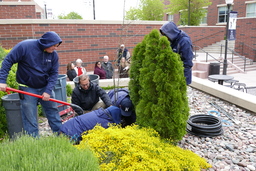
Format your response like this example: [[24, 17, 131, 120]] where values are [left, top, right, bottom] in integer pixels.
[[194, 52, 256, 96]]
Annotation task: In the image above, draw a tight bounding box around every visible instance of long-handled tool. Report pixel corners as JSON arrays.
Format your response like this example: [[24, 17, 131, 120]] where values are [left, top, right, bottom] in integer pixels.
[[209, 101, 241, 125], [6, 87, 83, 115]]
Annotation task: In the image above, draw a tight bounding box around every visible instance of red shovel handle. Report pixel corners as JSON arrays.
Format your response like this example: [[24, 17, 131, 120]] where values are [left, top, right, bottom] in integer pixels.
[[6, 87, 71, 106], [6, 87, 84, 115]]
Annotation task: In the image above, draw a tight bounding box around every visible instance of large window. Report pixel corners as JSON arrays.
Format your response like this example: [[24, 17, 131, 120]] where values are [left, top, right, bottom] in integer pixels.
[[246, 3, 256, 17], [218, 6, 229, 23]]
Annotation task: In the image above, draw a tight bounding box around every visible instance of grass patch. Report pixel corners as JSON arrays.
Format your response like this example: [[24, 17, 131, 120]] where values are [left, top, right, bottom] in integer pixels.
[[0, 135, 99, 171]]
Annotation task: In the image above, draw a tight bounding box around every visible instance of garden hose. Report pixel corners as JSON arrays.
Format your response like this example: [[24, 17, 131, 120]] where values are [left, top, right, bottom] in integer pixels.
[[208, 110, 232, 127], [186, 114, 223, 137]]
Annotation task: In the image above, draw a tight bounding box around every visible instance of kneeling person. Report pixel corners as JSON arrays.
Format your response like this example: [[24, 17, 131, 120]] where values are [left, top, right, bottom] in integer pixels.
[[60, 106, 129, 139], [72, 74, 112, 114]]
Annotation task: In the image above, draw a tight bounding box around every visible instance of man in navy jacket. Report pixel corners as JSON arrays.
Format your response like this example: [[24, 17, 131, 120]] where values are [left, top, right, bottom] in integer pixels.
[[108, 88, 136, 127], [0, 31, 62, 137], [59, 106, 122, 140], [160, 21, 194, 85]]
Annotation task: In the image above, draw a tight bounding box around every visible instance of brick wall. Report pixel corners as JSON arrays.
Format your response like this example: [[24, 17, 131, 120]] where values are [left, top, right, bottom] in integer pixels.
[[0, 20, 170, 74], [235, 17, 256, 61], [1, 19, 253, 75], [0, 5, 36, 19], [181, 26, 225, 49]]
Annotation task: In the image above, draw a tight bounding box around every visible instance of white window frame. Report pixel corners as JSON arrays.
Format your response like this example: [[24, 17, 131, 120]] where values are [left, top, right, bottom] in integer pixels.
[[200, 7, 208, 25], [246, 2, 256, 17], [167, 14, 174, 21], [218, 6, 229, 23]]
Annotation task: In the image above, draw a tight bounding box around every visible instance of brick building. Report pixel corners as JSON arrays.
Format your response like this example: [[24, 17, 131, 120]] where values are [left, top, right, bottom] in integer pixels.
[[0, 0, 44, 19], [0, 0, 256, 74], [165, 0, 256, 61]]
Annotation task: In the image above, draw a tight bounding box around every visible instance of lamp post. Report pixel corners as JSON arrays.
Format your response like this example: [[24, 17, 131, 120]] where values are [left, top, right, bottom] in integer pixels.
[[223, 0, 233, 75], [92, 0, 95, 20], [44, 3, 47, 19]]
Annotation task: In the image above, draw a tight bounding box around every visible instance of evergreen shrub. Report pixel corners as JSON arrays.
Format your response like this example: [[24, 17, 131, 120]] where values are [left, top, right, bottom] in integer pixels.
[[76, 125, 211, 170], [129, 29, 190, 142]]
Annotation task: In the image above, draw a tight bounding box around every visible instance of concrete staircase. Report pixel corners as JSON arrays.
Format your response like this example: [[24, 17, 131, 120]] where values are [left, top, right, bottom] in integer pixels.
[[195, 40, 256, 75]]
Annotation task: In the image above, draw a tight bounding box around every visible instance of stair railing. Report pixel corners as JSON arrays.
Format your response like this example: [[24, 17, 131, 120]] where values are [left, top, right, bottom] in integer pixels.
[[220, 44, 253, 72], [193, 45, 222, 63], [238, 42, 256, 62]]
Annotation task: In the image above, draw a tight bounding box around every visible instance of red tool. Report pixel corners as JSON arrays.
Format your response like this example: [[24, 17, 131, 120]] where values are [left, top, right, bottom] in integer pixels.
[[6, 87, 83, 120]]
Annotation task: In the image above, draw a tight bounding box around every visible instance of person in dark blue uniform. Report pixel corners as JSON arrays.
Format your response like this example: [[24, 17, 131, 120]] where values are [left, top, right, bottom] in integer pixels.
[[0, 31, 62, 137], [160, 21, 194, 85]]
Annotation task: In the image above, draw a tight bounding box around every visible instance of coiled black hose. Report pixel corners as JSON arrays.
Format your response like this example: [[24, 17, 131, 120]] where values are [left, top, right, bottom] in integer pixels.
[[186, 114, 223, 137]]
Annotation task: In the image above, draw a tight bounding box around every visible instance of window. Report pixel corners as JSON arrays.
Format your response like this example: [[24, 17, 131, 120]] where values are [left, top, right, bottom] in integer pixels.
[[246, 3, 256, 17], [200, 9, 208, 24], [167, 14, 174, 21], [218, 6, 229, 23]]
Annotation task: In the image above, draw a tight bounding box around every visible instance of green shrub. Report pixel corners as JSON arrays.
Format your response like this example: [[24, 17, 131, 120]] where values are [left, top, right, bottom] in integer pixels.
[[0, 135, 100, 171], [66, 84, 72, 97], [0, 46, 10, 61], [0, 53, 18, 139], [101, 85, 126, 90], [129, 29, 189, 142], [128, 35, 148, 107], [76, 125, 211, 170]]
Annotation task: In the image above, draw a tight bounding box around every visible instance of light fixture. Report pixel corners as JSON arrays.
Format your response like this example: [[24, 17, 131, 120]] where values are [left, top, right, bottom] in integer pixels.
[[225, 0, 234, 5]]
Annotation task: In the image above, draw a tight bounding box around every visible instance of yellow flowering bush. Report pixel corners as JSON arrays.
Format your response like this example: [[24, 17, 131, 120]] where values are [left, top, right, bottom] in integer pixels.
[[75, 125, 212, 171]]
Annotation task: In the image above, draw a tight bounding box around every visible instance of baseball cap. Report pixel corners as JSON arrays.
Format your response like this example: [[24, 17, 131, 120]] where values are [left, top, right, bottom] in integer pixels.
[[120, 97, 134, 116]]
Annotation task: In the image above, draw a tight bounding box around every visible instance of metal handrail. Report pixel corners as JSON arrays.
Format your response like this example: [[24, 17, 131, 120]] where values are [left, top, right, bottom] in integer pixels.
[[220, 44, 253, 72], [238, 42, 256, 62], [193, 45, 222, 63]]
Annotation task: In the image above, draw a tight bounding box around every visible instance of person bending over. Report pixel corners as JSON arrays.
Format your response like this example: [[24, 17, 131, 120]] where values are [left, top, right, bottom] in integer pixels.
[[59, 105, 135, 143]]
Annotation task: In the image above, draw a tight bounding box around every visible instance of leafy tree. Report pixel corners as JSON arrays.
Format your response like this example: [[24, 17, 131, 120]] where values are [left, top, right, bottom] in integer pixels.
[[125, 0, 165, 21], [168, 0, 212, 26], [58, 12, 83, 19], [129, 29, 189, 142]]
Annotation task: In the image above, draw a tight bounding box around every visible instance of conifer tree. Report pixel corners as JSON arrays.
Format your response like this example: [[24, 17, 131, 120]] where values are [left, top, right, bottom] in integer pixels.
[[128, 35, 148, 106], [129, 29, 190, 141]]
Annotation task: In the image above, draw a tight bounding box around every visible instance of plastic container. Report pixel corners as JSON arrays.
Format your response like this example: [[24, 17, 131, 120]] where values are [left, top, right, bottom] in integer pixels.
[[73, 74, 100, 87], [53, 74, 67, 112], [1, 93, 23, 139], [209, 62, 220, 75]]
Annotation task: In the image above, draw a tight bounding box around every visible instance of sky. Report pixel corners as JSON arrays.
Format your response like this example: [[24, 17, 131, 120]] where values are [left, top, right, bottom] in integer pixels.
[[34, 0, 140, 20]]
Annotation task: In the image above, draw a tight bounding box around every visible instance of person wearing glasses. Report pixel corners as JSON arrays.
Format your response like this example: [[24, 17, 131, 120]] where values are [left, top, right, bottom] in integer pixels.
[[71, 74, 112, 115], [0, 31, 63, 137], [93, 61, 106, 79]]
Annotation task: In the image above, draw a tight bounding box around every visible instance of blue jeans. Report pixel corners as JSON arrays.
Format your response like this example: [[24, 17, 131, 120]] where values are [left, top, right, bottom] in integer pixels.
[[19, 86, 62, 137]]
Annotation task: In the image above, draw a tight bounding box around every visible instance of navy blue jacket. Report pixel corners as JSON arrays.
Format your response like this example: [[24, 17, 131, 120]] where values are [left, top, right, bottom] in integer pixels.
[[60, 106, 121, 137], [0, 31, 62, 94], [108, 88, 136, 125], [160, 22, 193, 85]]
